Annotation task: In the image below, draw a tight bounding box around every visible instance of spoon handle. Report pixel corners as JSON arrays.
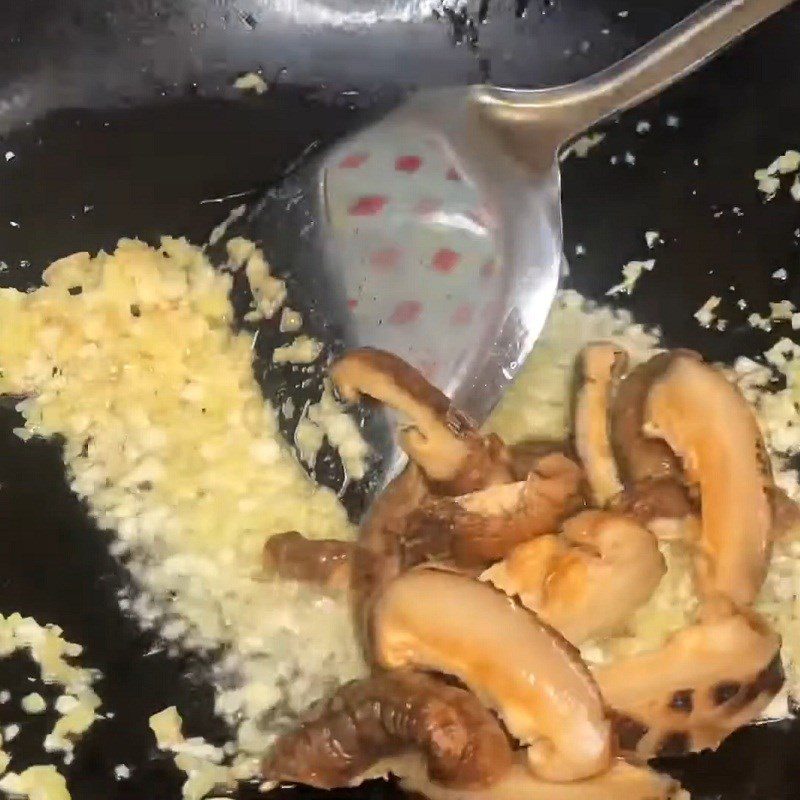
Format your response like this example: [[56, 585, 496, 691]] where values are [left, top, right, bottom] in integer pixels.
[[474, 0, 794, 155]]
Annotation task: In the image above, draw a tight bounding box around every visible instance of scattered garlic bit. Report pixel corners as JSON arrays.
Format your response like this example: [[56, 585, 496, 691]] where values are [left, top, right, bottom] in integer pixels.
[[0, 238, 363, 768], [754, 149, 800, 199], [53, 696, 76, 716], [644, 230, 660, 249], [773, 268, 788, 280], [755, 170, 781, 199], [305, 383, 369, 480], [3, 725, 19, 743], [44, 689, 102, 754], [244, 249, 286, 320], [771, 300, 796, 321], [207, 205, 246, 248], [150, 707, 236, 800], [149, 706, 186, 749], [559, 132, 605, 162], [233, 72, 268, 95], [225, 237, 256, 270], [791, 174, 800, 202], [0, 692, 9, 704], [693, 295, 721, 328], [635, 120, 651, 134], [21, 693, 46, 715], [606, 258, 655, 296], [748, 312, 773, 332], [733, 356, 774, 404], [772, 150, 800, 174], [113, 765, 130, 781], [294, 414, 325, 469], [0, 765, 70, 800], [281, 396, 295, 419], [272, 335, 323, 364], [278, 307, 302, 333], [0, 614, 97, 696]]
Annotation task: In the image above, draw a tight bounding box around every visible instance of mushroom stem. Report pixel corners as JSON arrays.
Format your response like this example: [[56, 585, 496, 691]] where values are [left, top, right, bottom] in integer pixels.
[[263, 531, 355, 590], [573, 343, 629, 507], [261, 670, 514, 790], [366, 754, 684, 800], [644, 354, 773, 605], [331, 348, 512, 494], [595, 603, 782, 759], [481, 510, 665, 645], [372, 568, 611, 782], [352, 464, 430, 650]]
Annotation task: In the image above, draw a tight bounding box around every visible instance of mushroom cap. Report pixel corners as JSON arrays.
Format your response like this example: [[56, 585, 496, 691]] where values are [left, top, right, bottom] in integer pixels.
[[482, 510, 665, 645], [609, 352, 697, 522], [372, 567, 611, 782], [573, 343, 629, 507], [403, 453, 584, 568], [331, 348, 511, 493], [610, 351, 699, 486], [261, 670, 514, 789], [368, 754, 684, 800], [595, 604, 782, 759], [352, 464, 430, 653], [645, 353, 774, 605]]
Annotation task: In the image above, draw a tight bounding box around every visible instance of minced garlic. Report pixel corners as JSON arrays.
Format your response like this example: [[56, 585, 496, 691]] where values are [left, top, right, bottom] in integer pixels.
[[0, 765, 70, 800], [693, 295, 721, 328], [606, 259, 655, 296], [0, 238, 364, 781], [279, 307, 303, 333], [150, 707, 236, 800], [225, 237, 256, 270], [233, 72, 268, 95], [754, 149, 800, 199], [20, 693, 46, 715], [272, 335, 322, 364], [244, 249, 286, 320], [559, 133, 605, 161]]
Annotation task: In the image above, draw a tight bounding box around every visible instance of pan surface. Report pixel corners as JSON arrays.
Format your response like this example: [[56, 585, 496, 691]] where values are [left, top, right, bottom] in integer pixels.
[[1, 1, 800, 798]]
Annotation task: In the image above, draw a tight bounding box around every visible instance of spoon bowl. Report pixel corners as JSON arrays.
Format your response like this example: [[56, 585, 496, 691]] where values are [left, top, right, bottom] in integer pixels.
[[243, 0, 794, 493]]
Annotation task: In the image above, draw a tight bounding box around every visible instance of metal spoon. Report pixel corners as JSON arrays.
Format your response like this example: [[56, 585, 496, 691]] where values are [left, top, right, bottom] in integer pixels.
[[243, 0, 793, 492]]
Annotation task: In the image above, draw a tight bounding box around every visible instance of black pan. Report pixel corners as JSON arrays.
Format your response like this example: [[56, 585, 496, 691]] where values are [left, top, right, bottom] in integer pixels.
[[1, 1, 799, 798]]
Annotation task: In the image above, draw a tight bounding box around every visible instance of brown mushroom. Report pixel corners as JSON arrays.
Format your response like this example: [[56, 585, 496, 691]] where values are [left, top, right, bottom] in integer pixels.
[[368, 753, 684, 800], [261, 670, 514, 789], [770, 485, 800, 541], [351, 463, 431, 648], [595, 601, 782, 759], [610, 352, 696, 522], [263, 531, 355, 590], [330, 348, 512, 494], [644, 353, 773, 605], [573, 343, 629, 507], [481, 510, 665, 645], [506, 439, 577, 482], [371, 567, 611, 782], [401, 453, 584, 569]]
